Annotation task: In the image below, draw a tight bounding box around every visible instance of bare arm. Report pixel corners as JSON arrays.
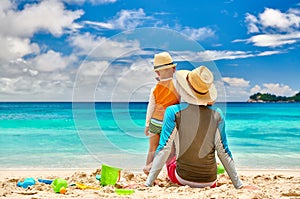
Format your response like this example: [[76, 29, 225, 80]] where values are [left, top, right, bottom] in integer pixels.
[[145, 87, 155, 135]]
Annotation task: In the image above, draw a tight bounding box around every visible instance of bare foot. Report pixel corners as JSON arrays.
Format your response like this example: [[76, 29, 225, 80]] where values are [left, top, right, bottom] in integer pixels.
[[242, 185, 259, 190], [143, 167, 150, 175], [143, 163, 152, 175]]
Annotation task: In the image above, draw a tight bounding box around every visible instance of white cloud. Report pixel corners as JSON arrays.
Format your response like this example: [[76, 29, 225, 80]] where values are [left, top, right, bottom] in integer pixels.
[[172, 49, 280, 62], [95, 0, 117, 3], [0, 75, 74, 98], [63, 0, 117, 5], [245, 8, 300, 34], [27, 69, 39, 76], [83, 9, 149, 31], [79, 60, 109, 76], [222, 77, 250, 87], [72, 58, 154, 101], [94, 60, 154, 101], [0, 0, 13, 13], [0, 0, 83, 38], [257, 50, 282, 56], [83, 8, 215, 42], [83, 21, 114, 29], [113, 8, 149, 30], [0, 61, 75, 98], [0, 0, 83, 63], [0, 36, 40, 61], [69, 32, 141, 58], [242, 8, 300, 48], [250, 83, 298, 96], [1, 59, 33, 78], [290, 8, 300, 15], [181, 27, 215, 41], [0, 77, 16, 94], [29, 50, 77, 72], [250, 85, 261, 94], [196, 50, 254, 61], [222, 78, 298, 101], [245, 13, 259, 33], [69, 32, 104, 53], [259, 8, 300, 32], [234, 33, 300, 47], [221, 77, 251, 101]]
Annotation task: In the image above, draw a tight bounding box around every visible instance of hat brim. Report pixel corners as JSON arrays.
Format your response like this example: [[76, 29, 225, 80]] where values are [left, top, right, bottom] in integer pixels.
[[176, 70, 217, 105], [154, 63, 177, 71]]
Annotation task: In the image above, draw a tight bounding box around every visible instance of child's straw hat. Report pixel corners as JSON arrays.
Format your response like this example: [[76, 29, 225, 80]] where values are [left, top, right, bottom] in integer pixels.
[[153, 52, 177, 71]]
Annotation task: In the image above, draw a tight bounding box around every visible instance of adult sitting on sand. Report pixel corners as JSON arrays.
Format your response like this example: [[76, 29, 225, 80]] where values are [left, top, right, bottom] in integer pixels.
[[145, 66, 256, 189]]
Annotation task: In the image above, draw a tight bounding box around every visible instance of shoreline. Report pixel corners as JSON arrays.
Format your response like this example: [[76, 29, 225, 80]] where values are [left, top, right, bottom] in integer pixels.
[[1, 168, 300, 179]]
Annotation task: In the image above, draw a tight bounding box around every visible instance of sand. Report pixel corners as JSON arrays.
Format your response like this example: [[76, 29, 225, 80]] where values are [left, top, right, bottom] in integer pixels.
[[1, 168, 300, 199]]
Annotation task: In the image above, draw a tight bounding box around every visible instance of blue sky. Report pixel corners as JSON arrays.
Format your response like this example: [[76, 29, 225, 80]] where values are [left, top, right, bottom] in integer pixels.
[[0, 0, 299, 102]]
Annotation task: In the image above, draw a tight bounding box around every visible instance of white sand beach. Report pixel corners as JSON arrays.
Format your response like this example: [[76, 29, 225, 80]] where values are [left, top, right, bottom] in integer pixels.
[[1, 168, 300, 199]]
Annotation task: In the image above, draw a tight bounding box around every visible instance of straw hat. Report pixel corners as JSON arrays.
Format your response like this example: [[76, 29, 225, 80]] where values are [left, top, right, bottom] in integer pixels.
[[176, 66, 217, 105], [153, 52, 177, 71]]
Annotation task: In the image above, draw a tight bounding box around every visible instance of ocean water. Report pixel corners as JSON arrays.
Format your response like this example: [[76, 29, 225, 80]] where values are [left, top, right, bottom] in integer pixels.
[[0, 102, 299, 171]]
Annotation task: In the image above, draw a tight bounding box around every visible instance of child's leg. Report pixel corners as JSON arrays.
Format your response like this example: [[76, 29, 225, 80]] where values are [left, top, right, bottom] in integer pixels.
[[146, 133, 160, 165], [144, 133, 160, 174]]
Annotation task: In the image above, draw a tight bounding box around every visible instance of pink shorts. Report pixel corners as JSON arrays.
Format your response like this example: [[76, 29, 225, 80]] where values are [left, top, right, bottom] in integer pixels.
[[166, 157, 217, 188], [166, 156, 182, 185]]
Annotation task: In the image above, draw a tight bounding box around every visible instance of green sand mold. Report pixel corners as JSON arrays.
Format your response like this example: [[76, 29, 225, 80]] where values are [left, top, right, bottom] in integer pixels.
[[115, 189, 135, 195]]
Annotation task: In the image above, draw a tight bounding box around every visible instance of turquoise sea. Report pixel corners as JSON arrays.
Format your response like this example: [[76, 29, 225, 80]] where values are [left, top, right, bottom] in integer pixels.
[[0, 102, 299, 171]]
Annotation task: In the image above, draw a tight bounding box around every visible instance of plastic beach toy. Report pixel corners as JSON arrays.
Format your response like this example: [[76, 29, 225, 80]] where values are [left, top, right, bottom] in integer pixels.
[[51, 178, 68, 194], [38, 178, 53, 184], [76, 183, 100, 190], [96, 174, 101, 181], [217, 164, 225, 174], [100, 164, 122, 186], [115, 189, 135, 195], [17, 178, 36, 188]]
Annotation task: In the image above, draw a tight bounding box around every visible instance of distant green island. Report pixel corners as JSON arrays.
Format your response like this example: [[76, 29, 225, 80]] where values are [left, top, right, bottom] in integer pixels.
[[248, 92, 300, 102]]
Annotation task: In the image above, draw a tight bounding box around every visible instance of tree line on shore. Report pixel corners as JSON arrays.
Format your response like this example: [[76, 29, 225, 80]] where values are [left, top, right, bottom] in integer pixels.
[[249, 92, 300, 102]]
